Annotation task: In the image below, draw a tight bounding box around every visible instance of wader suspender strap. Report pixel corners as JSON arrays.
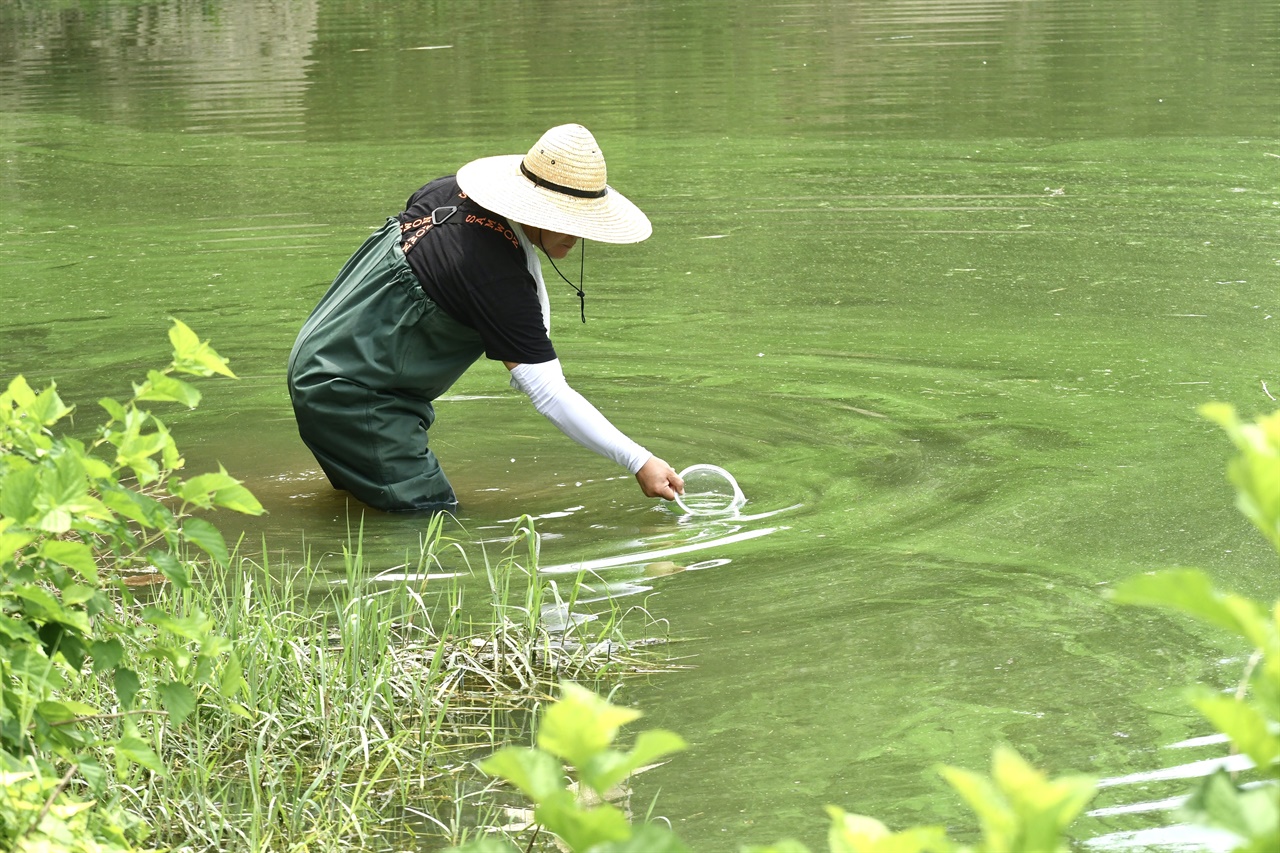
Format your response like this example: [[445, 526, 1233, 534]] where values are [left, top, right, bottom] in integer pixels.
[[397, 195, 587, 321], [399, 195, 463, 255]]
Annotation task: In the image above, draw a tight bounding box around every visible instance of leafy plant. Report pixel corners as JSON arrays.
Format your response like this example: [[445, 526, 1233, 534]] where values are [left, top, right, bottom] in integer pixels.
[[451, 681, 690, 853], [0, 765, 143, 853], [744, 745, 1094, 853], [456, 685, 1094, 853], [0, 319, 262, 848], [1108, 405, 1280, 852]]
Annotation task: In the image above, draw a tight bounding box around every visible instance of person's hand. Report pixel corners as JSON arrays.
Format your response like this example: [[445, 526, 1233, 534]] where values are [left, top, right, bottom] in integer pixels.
[[635, 456, 684, 501]]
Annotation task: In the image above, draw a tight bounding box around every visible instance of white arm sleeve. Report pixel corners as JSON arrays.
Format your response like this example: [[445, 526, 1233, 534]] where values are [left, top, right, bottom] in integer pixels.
[[509, 359, 652, 475]]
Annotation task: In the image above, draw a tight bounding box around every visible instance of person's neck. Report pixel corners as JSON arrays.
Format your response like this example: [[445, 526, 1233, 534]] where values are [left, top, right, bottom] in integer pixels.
[[520, 224, 544, 248]]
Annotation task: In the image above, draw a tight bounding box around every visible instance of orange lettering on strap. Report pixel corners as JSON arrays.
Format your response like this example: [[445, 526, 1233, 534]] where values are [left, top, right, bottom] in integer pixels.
[[402, 223, 432, 253], [460, 212, 519, 249]]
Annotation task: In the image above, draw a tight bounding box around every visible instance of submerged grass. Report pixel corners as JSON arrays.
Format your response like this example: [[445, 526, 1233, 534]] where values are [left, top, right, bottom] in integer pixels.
[[72, 515, 675, 852]]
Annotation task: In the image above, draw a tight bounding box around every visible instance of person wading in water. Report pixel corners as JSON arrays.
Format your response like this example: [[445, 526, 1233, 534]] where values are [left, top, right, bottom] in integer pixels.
[[287, 124, 684, 512]]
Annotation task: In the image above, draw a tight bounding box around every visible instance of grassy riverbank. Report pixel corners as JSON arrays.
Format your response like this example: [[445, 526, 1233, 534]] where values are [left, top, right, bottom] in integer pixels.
[[0, 325, 672, 852], [55, 517, 674, 852]]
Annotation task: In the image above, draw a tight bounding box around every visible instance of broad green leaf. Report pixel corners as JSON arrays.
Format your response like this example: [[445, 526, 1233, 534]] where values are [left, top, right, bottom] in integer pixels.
[[538, 682, 643, 769], [77, 452, 112, 481], [990, 746, 1095, 850], [0, 462, 40, 523], [38, 539, 99, 584], [30, 448, 107, 527], [78, 756, 107, 795], [825, 806, 953, 853], [48, 629, 88, 671], [1111, 569, 1271, 648], [183, 517, 229, 566], [225, 701, 253, 720], [117, 427, 169, 464], [0, 517, 37, 559], [61, 584, 97, 607], [114, 667, 142, 710], [119, 452, 160, 486], [27, 383, 73, 426], [101, 489, 154, 527], [143, 606, 213, 641], [198, 631, 233, 661], [35, 507, 72, 535], [11, 581, 61, 617], [178, 467, 264, 515], [581, 728, 686, 797], [1238, 830, 1280, 853], [168, 318, 201, 358], [534, 789, 630, 852], [114, 734, 166, 776], [169, 318, 236, 378], [12, 583, 91, 633], [157, 417, 183, 472], [90, 638, 125, 673], [212, 480, 265, 515], [133, 370, 202, 408], [157, 681, 197, 726], [827, 808, 889, 853], [480, 746, 565, 801], [219, 651, 247, 698], [49, 800, 96, 820], [1232, 789, 1280, 842], [144, 642, 193, 671], [9, 645, 68, 695], [45, 446, 91, 505], [1182, 769, 1265, 839], [938, 763, 1014, 846], [1201, 404, 1280, 549], [100, 483, 173, 529], [149, 549, 191, 590], [0, 614, 38, 643], [36, 699, 102, 724], [1189, 690, 1280, 771], [3, 374, 37, 407], [177, 469, 239, 506], [98, 396, 128, 422]]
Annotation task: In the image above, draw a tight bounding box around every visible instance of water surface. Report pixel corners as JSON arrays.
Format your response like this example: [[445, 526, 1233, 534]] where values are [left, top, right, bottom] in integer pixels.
[[2, 1, 1278, 849]]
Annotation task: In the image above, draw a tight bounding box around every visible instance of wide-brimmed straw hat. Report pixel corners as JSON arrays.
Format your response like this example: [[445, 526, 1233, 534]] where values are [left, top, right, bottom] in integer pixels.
[[456, 124, 651, 244]]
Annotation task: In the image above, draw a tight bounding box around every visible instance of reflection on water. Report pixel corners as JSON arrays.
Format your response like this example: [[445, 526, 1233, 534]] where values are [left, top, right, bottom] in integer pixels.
[[2, 0, 1279, 849], [541, 505, 798, 575], [362, 503, 798, 589], [0, 0, 317, 136], [3, 0, 1277, 140], [1085, 729, 1262, 853]]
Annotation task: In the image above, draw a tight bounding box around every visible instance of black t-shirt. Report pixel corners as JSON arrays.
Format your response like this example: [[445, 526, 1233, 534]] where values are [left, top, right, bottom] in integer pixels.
[[396, 176, 556, 365]]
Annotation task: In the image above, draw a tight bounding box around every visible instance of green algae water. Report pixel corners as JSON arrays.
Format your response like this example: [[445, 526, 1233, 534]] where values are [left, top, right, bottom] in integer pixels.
[[2, 1, 1278, 849]]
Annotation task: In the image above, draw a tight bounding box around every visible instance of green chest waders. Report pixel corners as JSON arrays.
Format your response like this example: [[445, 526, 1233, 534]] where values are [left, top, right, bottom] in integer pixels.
[[287, 209, 484, 512]]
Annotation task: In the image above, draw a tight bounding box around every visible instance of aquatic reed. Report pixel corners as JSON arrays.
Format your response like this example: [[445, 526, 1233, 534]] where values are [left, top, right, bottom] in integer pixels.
[[65, 515, 673, 852]]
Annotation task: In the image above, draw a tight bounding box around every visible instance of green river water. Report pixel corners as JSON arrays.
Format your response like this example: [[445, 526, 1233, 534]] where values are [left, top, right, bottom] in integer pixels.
[[2, 1, 1278, 850]]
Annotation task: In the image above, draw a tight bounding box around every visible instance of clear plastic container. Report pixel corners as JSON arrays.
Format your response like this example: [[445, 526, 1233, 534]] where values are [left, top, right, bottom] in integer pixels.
[[673, 464, 746, 515]]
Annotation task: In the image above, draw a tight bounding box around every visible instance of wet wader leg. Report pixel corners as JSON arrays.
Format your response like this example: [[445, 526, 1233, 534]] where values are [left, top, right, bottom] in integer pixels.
[[290, 378, 457, 513], [288, 218, 484, 514]]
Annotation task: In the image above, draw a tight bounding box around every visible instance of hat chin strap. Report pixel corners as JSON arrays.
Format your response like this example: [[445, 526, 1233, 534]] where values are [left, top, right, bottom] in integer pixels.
[[520, 160, 609, 199], [537, 230, 588, 323]]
